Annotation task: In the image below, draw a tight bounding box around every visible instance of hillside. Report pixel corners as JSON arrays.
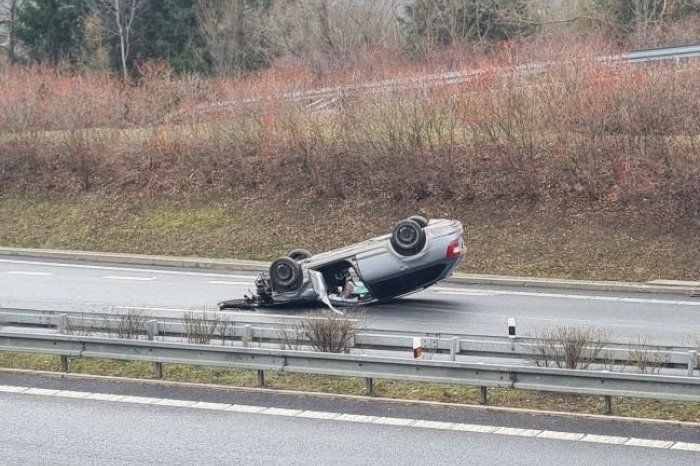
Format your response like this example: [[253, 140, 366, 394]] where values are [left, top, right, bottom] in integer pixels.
[[0, 42, 698, 281]]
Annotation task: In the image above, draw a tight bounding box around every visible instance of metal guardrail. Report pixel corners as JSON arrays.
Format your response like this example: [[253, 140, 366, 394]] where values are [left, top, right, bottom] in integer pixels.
[[166, 43, 700, 121], [0, 332, 699, 404], [1, 307, 698, 373], [601, 44, 700, 63]]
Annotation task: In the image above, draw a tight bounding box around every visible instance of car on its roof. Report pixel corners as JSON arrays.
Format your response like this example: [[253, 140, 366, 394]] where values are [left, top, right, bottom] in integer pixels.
[[218, 215, 466, 311]]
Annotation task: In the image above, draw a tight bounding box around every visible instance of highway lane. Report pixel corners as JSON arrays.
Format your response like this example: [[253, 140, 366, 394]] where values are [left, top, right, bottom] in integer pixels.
[[1, 379, 699, 465], [1, 257, 699, 344]]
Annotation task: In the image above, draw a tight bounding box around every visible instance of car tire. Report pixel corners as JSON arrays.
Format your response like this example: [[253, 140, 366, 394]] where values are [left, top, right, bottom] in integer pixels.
[[270, 256, 303, 292], [408, 215, 428, 227], [390, 219, 426, 256], [287, 248, 312, 262]]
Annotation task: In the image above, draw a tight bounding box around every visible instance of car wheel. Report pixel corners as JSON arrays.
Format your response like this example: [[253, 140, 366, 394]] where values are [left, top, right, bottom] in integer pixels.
[[390, 219, 426, 256], [287, 248, 312, 261], [270, 256, 303, 292], [408, 215, 428, 227]]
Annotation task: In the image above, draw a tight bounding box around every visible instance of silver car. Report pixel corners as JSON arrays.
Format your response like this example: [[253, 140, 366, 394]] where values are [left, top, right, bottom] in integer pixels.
[[218, 215, 466, 311]]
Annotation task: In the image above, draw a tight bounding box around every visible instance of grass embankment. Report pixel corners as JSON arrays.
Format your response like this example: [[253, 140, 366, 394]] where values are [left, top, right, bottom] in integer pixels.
[[1, 196, 698, 281], [2, 352, 699, 422]]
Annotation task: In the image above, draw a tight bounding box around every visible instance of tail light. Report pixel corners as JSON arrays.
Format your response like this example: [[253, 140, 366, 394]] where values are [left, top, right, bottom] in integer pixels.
[[446, 240, 463, 258]]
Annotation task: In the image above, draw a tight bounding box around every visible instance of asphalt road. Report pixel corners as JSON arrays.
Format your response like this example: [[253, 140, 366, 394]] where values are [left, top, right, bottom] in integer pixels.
[[1, 372, 699, 465], [1, 257, 700, 345]]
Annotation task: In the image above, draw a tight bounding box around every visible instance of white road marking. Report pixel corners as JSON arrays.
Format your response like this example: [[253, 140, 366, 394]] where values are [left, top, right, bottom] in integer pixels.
[[432, 287, 700, 306], [154, 399, 197, 408], [411, 420, 455, 430], [538, 431, 585, 441], [262, 407, 304, 417], [102, 276, 157, 281], [191, 401, 232, 411], [672, 442, 700, 451], [5, 271, 53, 276], [207, 281, 253, 286], [431, 290, 496, 297], [2, 384, 698, 451], [624, 438, 673, 449], [580, 434, 639, 445], [298, 410, 341, 420], [0, 258, 253, 279], [226, 404, 267, 414]]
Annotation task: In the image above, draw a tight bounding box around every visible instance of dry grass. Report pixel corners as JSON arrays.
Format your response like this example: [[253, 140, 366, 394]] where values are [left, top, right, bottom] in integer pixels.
[[0, 196, 698, 282]]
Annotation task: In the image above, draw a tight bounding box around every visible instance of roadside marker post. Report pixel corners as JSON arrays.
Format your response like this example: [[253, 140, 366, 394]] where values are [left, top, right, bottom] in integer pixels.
[[508, 318, 516, 338], [413, 337, 423, 359], [508, 318, 516, 350]]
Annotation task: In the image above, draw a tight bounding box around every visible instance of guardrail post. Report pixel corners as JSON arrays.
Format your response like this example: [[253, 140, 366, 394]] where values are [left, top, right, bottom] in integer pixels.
[[147, 320, 158, 341], [688, 351, 697, 377], [57, 314, 67, 334], [344, 335, 355, 354], [146, 319, 164, 378], [450, 337, 459, 362], [479, 386, 489, 405], [60, 355, 69, 372], [604, 395, 612, 415], [366, 377, 374, 395], [257, 370, 265, 387], [242, 325, 252, 347]]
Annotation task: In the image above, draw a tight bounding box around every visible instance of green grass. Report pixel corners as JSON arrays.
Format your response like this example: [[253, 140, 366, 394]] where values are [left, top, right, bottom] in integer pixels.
[[1, 196, 699, 281], [2, 352, 699, 422]]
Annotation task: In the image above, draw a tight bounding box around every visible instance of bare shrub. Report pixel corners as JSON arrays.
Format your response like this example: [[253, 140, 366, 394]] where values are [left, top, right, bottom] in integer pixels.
[[1, 39, 700, 217], [63, 315, 98, 337], [109, 309, 150, 339], [182, 311, 231, 345], [530, 326, 610, 369], [628, 337, 666, 374], [299, 310, 365, 353], [275, 324, 304, 351]]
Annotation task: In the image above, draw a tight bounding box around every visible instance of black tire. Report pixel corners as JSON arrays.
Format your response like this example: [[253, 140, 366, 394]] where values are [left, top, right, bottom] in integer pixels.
[[287, 248, 312, 261], [390, 219, 426, 256], [408, 215, 428, 228], [270, 256, 303, 292]]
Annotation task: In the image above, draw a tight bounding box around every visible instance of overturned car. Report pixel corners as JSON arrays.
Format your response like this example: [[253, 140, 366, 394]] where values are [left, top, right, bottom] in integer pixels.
[[218, 215, 465, 311]]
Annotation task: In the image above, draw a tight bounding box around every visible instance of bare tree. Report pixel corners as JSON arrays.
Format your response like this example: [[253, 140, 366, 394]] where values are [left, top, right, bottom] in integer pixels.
[[0, 0, 23, 64], [196, 0, 265, 73], [89, 0, 146, 79], [197, 0, 400, 74], [590, 0, 700, 36]]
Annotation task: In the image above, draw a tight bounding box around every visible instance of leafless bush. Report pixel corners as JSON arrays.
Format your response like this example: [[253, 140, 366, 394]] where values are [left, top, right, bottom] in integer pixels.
[[2, 41, 700, 217], [109, 309, 150, 339], [629, 337, 665, 374], [182, 311, 231, 345], [530, 326, 610, 369], [299, 310, 365, 353], [275, 324, 304, 351], [63, 315, 98, 337]]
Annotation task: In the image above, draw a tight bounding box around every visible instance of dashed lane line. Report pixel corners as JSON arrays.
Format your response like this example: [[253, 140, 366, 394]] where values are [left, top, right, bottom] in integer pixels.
[[0, 258, 253, 279], [1, 384, 697, 452], [432, 287, 700, 306], [4, 271, 53, 276], [207, 281, 254, 286], [102, 276, 158, 281]]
